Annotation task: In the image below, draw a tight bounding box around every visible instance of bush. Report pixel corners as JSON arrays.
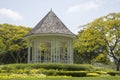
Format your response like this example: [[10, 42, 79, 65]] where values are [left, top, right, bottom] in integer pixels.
[[0, 70, 7, 73], [96, 71, 107, 75], [36, 64, 94, 71], [95, 67, 113, 72], [107, 71, 117, 76], [0, 63, 95, 71], [15, 64, 26, 70], [1, 63, 117, 77], [56, 71, 87, 77], [1, 66, 12, 71], [42, 70, 57, 76], [15, 69, 25, 74], [116, 71, 120, 76], [86, 73, 100, 77]]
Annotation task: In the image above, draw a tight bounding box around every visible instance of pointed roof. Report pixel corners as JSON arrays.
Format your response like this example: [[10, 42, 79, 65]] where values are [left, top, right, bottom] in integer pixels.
[[27, 10, 75, 36]]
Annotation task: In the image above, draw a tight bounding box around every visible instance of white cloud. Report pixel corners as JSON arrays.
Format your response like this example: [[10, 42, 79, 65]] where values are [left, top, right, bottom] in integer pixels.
[[68, 1, 100, 13], [0, 8, 23, 20]]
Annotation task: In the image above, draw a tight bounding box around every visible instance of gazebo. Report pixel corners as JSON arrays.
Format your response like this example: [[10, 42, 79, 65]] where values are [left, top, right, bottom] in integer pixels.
[[26, 10, 76, 63]]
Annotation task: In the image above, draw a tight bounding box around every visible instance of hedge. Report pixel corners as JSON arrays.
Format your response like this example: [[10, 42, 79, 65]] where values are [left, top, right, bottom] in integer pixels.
[[0, 63, 95, 71], [86, 73, 100, 77], [56, 71, 87, 77], [107, 71, 120, 76], [0, 63, 117, 77]]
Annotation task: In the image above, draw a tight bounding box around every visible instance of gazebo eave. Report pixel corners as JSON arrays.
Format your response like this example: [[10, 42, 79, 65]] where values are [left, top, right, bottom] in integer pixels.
[[26, 33, 76, 39]]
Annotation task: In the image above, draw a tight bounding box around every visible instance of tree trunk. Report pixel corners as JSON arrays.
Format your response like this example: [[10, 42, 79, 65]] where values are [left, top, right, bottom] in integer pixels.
[[116, 58, 120, 71], [10, 52, 17, 63], [0, 54, 5, 64], [116, 64, 120, 71]]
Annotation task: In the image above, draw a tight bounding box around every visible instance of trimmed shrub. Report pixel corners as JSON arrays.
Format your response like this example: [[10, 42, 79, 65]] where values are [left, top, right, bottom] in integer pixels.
[[56, 71, 87, 77], [1, 66, 12, 70], [86, 73, 99, 77], [42, 70, 57, 76], [0, 63, 95, 71], [96, 71, 107, 75], [15, 69, 25, 74], [116, 71, 120, 76], [95, 67, 113, 72], [15, 64, 26, 70], [0, 70, 7, 73], [107, 71, 117, 76]]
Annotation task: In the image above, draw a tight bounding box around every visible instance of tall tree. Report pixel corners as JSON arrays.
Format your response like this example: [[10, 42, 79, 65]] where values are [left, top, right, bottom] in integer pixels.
[[74, 29, 108, 64], [0, 24, 31, 63], [0, 38, 6, 64], [92, 13, 120, 71], [75, 13, 120, 70]]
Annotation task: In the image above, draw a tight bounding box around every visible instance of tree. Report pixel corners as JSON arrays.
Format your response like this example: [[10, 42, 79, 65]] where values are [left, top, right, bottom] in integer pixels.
[[91, 13, 120, 71], [0, 24, 31, 63], [0, 38, 6, 54], [75, 13, 120, 70], [0, 38, 6, 64], [74, 29, 108, 64]]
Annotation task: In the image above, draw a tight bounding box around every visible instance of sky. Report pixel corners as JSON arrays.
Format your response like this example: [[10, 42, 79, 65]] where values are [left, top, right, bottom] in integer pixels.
[[0, 0, 120, 34]]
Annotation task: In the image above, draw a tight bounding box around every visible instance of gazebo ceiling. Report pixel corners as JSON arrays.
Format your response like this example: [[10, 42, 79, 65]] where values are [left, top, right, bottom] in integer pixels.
[[27, 10, 75, 37]]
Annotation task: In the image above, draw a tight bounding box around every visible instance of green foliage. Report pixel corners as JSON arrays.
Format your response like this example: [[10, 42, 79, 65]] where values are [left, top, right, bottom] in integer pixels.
[[86, 73, 100, 77], [74, 29, 107, 64], [74, 12, 120, 70], [0, 23, 31, 64], [87, 13, 120, 70], [57, 71, 87, 77], [0, 63, 95, 71], [0, 39, 6, 54], [42, 70, 57, 76], [0, 63, 116, 77], [96, 71, 107, 75], [107, 71, 120, 76], [95, 67, 114, 72]]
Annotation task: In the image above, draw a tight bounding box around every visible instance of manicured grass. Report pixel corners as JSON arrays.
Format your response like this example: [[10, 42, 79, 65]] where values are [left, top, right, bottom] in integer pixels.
[[0, 76, 120, 80]]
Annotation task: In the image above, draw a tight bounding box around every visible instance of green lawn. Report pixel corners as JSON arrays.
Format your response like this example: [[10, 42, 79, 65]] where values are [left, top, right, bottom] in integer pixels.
[[0, 76, 120, 80]]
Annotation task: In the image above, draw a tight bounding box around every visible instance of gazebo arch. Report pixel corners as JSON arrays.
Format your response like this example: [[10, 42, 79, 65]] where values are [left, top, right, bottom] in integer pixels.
[[26, 10, 76, 63]]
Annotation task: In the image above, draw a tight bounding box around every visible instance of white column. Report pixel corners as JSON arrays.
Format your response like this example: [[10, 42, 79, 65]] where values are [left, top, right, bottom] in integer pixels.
[[28, 40, 30, 63], [39, 41, 41, 63], [32, 41, 34, 63], [56, 40, 58, 63], [34, 40, 37, 63], [56, 40, 60, 63], [58, 41, 60, 63], [36, 39, 39, 62], [32, 40, 37, 63], [51, 40, 53, 63], [67, 41, 70, 63], [53, 39, 56, 63], [70, 40, 73, 64]]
